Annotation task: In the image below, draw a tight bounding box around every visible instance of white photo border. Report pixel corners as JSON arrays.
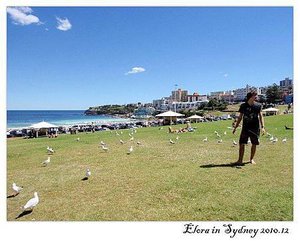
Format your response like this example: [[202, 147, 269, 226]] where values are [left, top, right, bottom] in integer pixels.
[[1, 1, 298, 241]]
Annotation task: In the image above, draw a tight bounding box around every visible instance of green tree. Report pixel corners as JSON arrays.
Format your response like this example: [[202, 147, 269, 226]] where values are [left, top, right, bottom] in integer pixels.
[[197, 102, 208, 110], [266, 84, 283, 103], [206, 98, 228, 111], [207, 98, 219, 111]]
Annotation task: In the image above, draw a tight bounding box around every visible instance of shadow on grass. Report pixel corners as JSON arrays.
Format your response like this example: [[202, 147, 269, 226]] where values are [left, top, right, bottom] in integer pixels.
[[7, 193, 18, 198], [15, 210, 33, 219], [200, 161, 251, 168], [285, 125, 293, 130], [81, 177, 88, 181]]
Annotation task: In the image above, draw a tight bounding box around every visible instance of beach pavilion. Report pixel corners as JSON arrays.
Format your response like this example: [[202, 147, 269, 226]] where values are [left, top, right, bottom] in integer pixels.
[[262, 107, 279, 116], [29, 121, 58, 137], [187, 114, 204, 123], [155, 110, 185, 125]]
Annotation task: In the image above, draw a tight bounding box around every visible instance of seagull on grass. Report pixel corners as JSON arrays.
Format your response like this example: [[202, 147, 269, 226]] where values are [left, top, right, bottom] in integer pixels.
[[176, 136, 179, 140], [272, 137, 278, 143], [120, 139, 124, 144], [137, 141, 141, 145], [101, 145, 109, 152], [224, 131, 227, 135], [100, 141, 106, 146], [217, 139, 223, 144], [282, 137, 287, 143], [130, 136, 134, 141], [22, 192, 39, 211], [127, 146, 133, 154], [47, 146, 54, 154], [203, 137, 208, 142], [81, 168, 91, 181], [86, 168, 91, 178], [12, 183, 23, 196], [76, 137, 80, 141], [42, 157, 50, 166], [170, 139, 175, 144], [232, 140, 238, 146]]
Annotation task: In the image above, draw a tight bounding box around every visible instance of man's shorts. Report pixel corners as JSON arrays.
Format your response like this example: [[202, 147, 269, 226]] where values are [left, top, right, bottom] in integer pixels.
[[239, 129, 260, 145]]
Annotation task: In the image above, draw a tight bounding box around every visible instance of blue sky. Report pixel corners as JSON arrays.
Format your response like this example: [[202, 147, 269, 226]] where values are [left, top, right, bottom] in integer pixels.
[[7, 7, 293, 110]]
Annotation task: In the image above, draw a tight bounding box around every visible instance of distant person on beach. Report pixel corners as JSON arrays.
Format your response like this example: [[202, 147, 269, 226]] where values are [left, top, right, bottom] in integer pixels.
[[232, 91, 265, 166]]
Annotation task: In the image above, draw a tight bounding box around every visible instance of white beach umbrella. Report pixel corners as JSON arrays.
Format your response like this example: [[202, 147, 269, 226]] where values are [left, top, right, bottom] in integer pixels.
[[187, 114, 204, 121], [155, 110, 184, 117], [187, 115, 202, 119], [262, 107, 279, 115], [29, 121, 58, 129], [155, 111, 184, 125]]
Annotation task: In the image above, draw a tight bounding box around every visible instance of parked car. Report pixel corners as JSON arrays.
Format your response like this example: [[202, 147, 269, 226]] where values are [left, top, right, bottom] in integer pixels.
[[8, 129, 23, 137]]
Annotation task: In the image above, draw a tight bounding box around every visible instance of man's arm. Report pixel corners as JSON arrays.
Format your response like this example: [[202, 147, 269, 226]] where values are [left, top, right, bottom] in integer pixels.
[[233, 112, 243, 134], [258, 111, 265, 135]]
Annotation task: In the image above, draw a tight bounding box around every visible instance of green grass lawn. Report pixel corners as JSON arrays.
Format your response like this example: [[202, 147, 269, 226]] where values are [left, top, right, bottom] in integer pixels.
[[7, 114, 293, 221]]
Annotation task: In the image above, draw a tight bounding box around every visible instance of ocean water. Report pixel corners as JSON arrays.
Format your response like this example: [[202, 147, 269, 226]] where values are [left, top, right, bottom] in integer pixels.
[[7, 110, 131, 129]]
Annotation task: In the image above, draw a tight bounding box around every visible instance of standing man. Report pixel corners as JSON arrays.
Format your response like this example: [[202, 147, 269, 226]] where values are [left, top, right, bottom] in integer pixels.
[[233, 91, 265, 165]]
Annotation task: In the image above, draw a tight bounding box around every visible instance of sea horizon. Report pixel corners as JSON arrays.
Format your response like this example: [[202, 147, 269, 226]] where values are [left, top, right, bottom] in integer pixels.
[[7, 109, 85, 111], [7, 110, 132, 129]]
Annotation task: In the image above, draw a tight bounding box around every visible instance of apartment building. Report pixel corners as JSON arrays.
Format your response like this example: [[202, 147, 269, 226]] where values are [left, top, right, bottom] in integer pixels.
[[171, 89, 188, 102]]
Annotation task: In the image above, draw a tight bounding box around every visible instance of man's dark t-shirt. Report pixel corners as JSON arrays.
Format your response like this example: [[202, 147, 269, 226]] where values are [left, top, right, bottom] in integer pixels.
[[238, 102, 262, 131]]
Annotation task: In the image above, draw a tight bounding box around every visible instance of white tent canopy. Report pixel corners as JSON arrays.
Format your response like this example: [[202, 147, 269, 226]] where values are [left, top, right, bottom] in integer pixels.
[[155, 111, 184, 125], [187, 114, 204, 119], [262, 107, 279, 116], [29, 121, 58, 129], [262, 107, 279, 112], [155, 111, 184, 117], [187, 114, 204, 123]]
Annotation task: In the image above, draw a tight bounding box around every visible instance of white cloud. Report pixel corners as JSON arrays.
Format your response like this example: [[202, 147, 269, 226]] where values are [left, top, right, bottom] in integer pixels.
[[125, 67, 146, 75], [7, 6, 41, 25], [56, 17, 72, 31], [15, 7, 33, 14]]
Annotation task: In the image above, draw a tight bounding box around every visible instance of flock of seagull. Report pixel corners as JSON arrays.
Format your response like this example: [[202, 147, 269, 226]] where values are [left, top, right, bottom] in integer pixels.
[[200, 129, 288, 146], [9, 125, 289, 218], [8, 148, 55, 213], [9, 183, 39, 212], [9, 127, 144, 216], [99, 130, 138, 156]]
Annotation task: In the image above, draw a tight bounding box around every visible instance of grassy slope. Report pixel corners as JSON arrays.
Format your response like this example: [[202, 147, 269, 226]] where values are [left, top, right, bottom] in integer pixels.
[[7, 114, 293, 221]]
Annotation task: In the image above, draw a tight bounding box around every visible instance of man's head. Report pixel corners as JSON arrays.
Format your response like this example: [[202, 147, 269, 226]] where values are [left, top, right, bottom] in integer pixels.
[[246, 91, 258, 102]]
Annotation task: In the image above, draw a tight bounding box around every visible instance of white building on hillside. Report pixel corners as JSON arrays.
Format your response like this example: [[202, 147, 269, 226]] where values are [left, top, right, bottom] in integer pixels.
[[234, 85, 261, 102], [187, 92, 208, 102], [170, 100, 209, 111], [153, 97, 171, 111]]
